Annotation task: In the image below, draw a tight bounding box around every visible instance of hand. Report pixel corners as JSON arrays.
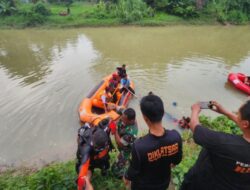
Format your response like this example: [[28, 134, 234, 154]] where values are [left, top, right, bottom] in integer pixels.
[[123, 176, 131, 189], [84, 176, 94, 190], [210, 101, 227, 114], [109, 121, 116, 135], [77, 177, 86, 190], [170, 163, 176, 168], [191, 103, 201, 115]]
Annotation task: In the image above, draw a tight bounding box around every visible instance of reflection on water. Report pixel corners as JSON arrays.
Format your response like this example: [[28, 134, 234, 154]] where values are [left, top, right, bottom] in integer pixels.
[[0, 26, 250, 167]]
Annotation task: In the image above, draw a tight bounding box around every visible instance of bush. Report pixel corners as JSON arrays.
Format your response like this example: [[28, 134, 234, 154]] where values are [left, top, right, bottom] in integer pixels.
[[144, 0, 198, 18], [32, 1, 51, 16], [115, 0, 153, 23], [24, 11, 47, 26], [227, 10, 248, 24], [16, 1, 50, 26], [0, 0, 17, 16], [205, 0, 250, 24], [0, 157, 124, 190], [84, 0, 153, 23]]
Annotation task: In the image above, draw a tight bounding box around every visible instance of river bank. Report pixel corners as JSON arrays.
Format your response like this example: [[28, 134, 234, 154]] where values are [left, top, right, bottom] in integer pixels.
[[0, 116, 241, 190], [0, 2, 242, 29]]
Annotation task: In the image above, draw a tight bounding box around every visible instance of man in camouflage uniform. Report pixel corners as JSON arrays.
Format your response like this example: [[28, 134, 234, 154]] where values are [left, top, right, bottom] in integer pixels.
[[112, 108, 138, 179]]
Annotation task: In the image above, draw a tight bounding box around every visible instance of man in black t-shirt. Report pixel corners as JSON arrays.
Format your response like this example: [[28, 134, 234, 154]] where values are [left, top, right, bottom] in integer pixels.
[[181, 100, 250, 190], [123, 94, 182, 190]]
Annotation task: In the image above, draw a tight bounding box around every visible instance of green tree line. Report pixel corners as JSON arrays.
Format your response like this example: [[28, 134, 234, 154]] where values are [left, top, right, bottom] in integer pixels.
[[0, 0, 250, 27]]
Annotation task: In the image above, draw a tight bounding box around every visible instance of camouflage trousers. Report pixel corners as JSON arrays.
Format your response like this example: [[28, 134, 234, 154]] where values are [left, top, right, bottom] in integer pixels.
[[111, 149, 131, 179]]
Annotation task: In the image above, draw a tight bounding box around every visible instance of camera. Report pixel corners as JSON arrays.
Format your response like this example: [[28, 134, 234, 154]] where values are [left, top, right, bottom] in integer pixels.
[[199, 101, 212, 109]]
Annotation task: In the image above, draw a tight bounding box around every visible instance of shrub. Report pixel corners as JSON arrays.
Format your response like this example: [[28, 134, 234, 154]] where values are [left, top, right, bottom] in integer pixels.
[[24, 11, 47, 26], [0, 0, 17, 16], [144, 0, 198, 18], [227, 10, 248, 24], [32, 1, 51, 16], [115, 0, 153, 23], [84, 0, 153, 23], [205, 0, 250, 24]]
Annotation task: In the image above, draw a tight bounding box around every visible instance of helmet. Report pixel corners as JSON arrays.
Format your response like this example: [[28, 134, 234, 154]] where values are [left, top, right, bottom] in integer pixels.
[[92, 128, 109, 152], [112, 73, 118, 79]]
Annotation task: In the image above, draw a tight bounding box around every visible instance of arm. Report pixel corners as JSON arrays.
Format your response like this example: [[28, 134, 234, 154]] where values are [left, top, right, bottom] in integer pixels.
[[210, 101, 238, 124], [171, 133, 183, 166], [101, 95, 108, 112], [124, 143, 141, 181], [84, 176, 94, 190], [193, 124, 229, 151], [120, 79, 124, 89], [189, 103, 201, 132], [77, 144, 91, 190], [115, 130, 124, 148], [189, 103, 234, 152]]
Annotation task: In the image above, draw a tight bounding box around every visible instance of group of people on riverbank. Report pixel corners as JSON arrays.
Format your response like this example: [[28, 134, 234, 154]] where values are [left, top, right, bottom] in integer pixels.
[[75, 67, 250, 190]]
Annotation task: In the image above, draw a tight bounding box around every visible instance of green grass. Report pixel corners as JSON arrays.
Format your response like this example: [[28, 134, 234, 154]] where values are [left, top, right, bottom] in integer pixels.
[[0, 153, 125, 190]]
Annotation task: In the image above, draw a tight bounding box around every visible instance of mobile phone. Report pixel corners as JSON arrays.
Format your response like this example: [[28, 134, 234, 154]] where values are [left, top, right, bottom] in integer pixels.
[[199, 102, 211, 109]]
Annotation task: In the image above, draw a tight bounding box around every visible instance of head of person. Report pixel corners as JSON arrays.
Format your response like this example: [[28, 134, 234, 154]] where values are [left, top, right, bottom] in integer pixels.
[[112, 73, 118, 80], [140, 94, 164, 126], [92, 128, 109, 152], [238, 100, 250, 133], [122, 108, 136, 125], [98, 118, 110, 130], [122, 64, 126, 69]]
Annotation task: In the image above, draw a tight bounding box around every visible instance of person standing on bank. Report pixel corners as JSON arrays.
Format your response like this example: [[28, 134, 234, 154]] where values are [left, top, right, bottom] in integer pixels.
[[181, 100, 250, 190], [112, 108, 138, 179], [124, 94, 182, 190]]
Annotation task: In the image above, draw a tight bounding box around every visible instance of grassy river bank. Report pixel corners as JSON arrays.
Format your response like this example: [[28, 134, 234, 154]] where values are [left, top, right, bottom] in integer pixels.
[[0, 116, 242, 190], [0, 1, 249, 29]]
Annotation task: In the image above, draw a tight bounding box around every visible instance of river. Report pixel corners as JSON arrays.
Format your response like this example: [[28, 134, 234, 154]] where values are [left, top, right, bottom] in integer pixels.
[[0, 26, 249, 168]]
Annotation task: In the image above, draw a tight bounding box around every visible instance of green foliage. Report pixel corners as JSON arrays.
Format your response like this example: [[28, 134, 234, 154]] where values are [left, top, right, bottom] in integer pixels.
[[17, 1, 51, 26], [227, 10, 248, 24], [115, 0, 153, 23], [28, 162, 76, 189], [144, 0, 198, 18], [24, 12, 47, 26], [0, 161, 77, 190], [32, 1, 51, 16], [205, 0, 250, 24], [0, 155, 125, 190], [0, 0, 17, 16], [84, 1, 115, 19], [199, 115, 242, 135], [84, 0, 153, 23]]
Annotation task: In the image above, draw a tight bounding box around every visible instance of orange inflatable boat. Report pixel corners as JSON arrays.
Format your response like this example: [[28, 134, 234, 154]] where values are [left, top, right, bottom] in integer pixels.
[[78, 74, 135, 125]]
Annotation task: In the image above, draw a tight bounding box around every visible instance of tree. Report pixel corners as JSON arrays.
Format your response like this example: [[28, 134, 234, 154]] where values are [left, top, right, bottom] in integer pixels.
[[0, 0, 17, 16]]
